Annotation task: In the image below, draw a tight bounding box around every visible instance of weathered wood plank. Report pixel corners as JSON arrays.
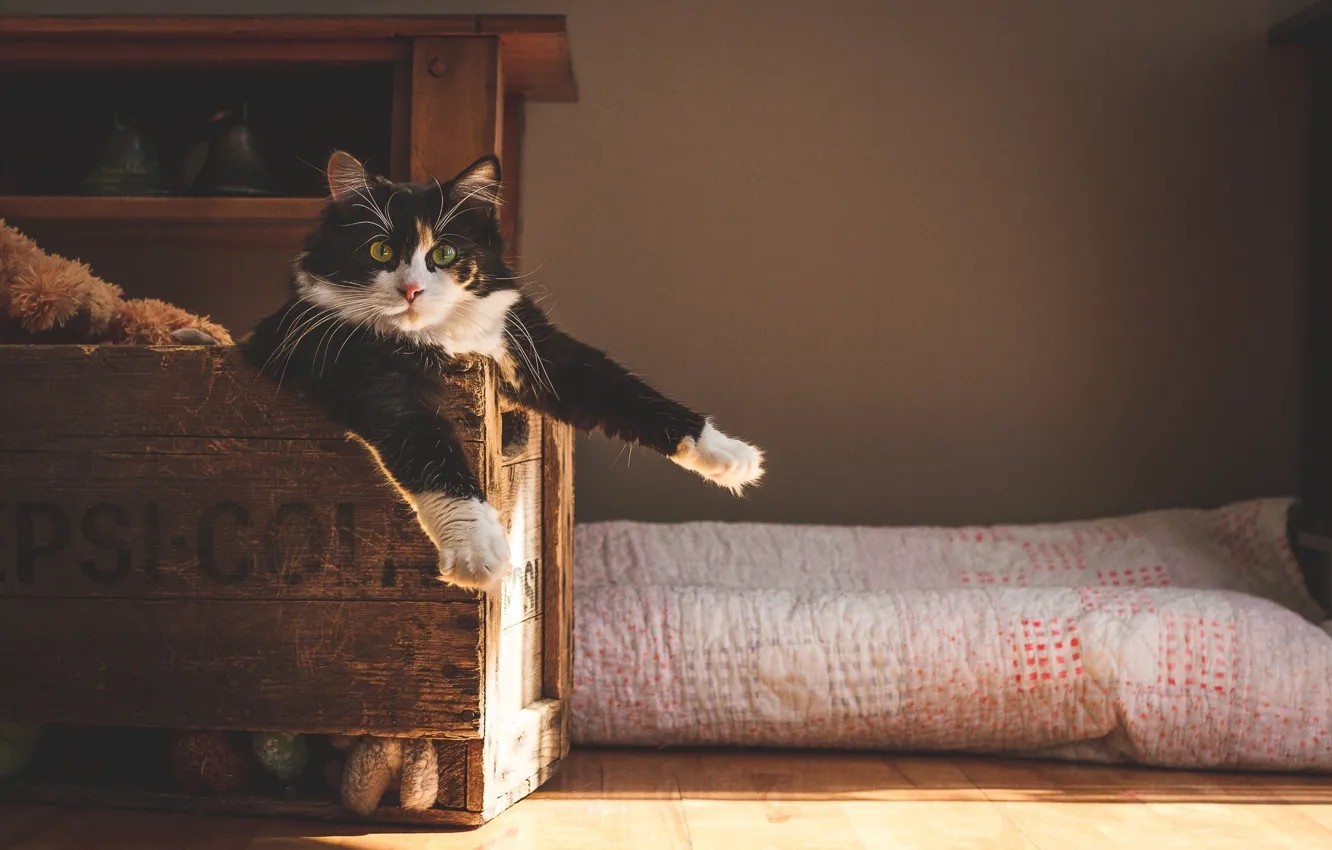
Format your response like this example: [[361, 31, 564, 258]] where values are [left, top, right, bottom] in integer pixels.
[[476, 589, 504, 813], [497, 616, 544, 715], [481, 699, 564, 819], [409, 37, 503, 183], [435, 740, 470, 810], [389, 56, 414, 182], [500, 407, 542, 465], [542, 420, 575, 751], [0, 781, 486, 827], [469, 429, 564, 815], [0, 449, 487, 602], [500, 93, 525, 267], [0, 346, 487, 443], [0, 436, 481, 501], [0, 16, 575, 102], [493, 458, 544, 627], [0, 599, 483, 735], [477, 451, 548, 804], [0, 39, 408, 66], [466, 739, 486, 813], [0, 14, 561, 40]]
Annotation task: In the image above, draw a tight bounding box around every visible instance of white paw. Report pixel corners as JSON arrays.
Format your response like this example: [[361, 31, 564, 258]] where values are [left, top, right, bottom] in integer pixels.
[[671, 421, 765, 495], [409, 495, 512, 590]]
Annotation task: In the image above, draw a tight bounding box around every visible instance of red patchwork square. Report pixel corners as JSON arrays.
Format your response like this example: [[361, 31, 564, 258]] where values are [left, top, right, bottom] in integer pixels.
[[1077, 586, 1157, 616], [1011, 617, 1083, 689], [1159, 613, 1238, 693], [1095, 564, 1169, 588]]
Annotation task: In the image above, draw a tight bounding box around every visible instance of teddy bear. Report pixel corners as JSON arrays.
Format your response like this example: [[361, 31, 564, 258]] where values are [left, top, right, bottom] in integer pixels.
[[329, 734, 440, 815], [0, 220, 232, 346]]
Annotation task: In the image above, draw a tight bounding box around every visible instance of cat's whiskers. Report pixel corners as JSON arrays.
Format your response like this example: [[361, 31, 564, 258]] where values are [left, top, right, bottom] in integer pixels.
[[347, 181, 396, 235], [439, 294, 553, 398], [273, 304, 340, 360], [311, 299, 369, 371], [331, 309, 380, 368], [284, 292, 378, 368], [339, 219, 390, 240], [433, 232, 482, 251], [433, 183, 502, 238], [315, 303, 380, 377], [277, 312, 346, 387], [351, 231, 388, 251], [261, 302, 327, 376], [269, 308, 340, 388], [432, 176, 449, 234], [266, 299, 317, 354], [508, 317, 558, 400], [349, 202, 392, 236], [487, 262, 545, 283], [317, 278, 373, 290], [502, 327, 547, 395], [270, 282, 376, 369], [433, 193, 471, 238]]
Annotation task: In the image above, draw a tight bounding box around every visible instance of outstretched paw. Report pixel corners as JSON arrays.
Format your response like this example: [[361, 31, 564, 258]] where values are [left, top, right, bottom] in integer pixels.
[[411, 495, 512, 590], [671, 421, 765, 494]]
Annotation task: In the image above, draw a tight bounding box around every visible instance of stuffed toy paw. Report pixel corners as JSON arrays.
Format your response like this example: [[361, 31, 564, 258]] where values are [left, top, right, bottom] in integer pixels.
[[334, 735, 439, 815]]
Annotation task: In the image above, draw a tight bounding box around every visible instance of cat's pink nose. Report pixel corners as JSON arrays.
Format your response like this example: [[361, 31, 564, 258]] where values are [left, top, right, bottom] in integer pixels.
[[401, 282, 423, 304]]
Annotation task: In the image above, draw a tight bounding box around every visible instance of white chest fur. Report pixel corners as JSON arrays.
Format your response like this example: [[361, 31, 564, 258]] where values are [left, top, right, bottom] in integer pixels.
[[412, 289, 519, 360]]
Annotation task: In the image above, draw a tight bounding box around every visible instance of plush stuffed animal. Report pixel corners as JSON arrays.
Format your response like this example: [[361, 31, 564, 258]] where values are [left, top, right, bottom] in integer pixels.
[[0, 220, 232, 345], [330, 734, 439, 815]]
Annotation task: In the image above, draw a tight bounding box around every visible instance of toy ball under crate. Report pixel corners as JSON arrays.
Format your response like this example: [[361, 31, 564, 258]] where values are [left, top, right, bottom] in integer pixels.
[[0, 345, 574, 826]]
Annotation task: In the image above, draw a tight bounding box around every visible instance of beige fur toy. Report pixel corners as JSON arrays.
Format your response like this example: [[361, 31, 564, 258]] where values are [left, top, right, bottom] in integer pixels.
[[330, 734, 439, 815], [0, 220, 232, 345]]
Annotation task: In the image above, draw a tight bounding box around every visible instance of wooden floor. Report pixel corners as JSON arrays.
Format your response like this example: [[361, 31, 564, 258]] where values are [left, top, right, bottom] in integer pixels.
[[4, 748, 1332, 849]]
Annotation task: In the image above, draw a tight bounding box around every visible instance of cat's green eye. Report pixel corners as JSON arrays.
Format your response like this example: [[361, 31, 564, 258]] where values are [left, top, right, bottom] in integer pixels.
[[368, 240, 394, 263], [431, 243, 458, 267]]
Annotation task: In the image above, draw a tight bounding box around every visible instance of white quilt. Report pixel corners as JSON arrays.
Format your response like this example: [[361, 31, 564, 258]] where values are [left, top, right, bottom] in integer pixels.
[[569, 498, 1332, 771]]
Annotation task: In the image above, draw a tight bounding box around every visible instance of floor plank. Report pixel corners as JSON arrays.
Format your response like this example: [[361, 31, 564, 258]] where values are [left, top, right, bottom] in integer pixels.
[[3, 749, 1331, 850], [847, 756, 1034, 849], [618, 751, 856, 849]]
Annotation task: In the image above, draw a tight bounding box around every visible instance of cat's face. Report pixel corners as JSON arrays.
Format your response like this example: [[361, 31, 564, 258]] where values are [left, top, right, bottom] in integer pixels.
[[296, 151, 513, 342]]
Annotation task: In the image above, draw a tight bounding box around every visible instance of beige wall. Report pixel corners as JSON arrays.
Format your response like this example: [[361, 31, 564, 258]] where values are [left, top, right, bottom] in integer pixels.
[[4, 0, 1314, 526]]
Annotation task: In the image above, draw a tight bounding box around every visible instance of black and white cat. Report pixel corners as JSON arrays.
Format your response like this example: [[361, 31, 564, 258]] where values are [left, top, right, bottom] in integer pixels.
[[243, 152, 764, 589]]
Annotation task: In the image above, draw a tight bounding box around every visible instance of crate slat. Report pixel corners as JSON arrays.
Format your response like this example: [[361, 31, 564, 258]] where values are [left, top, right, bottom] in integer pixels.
[[0, 346, 486, 442], [0, 598, 483, 735], [0, 452, 481, 603]]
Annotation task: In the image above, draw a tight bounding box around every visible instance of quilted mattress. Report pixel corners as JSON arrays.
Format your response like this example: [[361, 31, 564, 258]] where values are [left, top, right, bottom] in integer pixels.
[[569, 498, 1332, 770]]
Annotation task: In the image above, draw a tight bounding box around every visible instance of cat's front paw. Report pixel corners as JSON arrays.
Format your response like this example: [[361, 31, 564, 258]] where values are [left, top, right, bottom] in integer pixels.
[[412, 495, 512, 590], [671, 421, 765, 495]]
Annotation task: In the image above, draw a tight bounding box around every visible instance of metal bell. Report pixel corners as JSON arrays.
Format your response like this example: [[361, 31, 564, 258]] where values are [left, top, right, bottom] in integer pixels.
[[80, 111, 171, 197], [191, 103, 272, 196]]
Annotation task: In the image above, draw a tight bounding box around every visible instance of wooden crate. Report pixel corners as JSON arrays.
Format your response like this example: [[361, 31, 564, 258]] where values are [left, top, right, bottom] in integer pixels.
[[0, 344, 574, 826]]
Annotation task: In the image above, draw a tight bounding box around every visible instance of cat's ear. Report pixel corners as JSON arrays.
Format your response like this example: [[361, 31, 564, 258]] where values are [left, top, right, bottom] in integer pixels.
[[327, 150, 375, 202], [450, 155, 502, 209]]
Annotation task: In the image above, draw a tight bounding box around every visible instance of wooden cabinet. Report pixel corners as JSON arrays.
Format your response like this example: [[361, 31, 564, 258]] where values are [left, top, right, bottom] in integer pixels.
[[0, 15, 575, 331], [0, 16, 576, 826]]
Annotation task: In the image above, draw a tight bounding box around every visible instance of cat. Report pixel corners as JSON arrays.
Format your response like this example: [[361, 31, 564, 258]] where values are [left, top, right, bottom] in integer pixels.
[[243, 151, 764, 590]]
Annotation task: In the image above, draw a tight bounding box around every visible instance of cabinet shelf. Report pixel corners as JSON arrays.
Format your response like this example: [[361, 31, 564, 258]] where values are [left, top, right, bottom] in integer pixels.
[[0, 195, 325, 225]]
